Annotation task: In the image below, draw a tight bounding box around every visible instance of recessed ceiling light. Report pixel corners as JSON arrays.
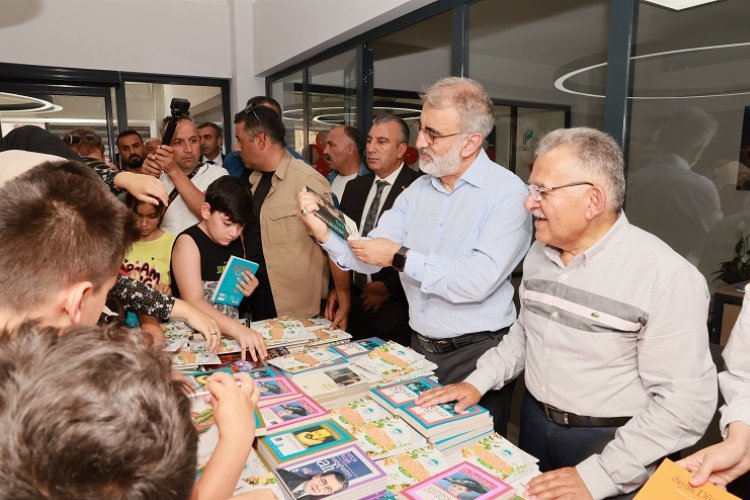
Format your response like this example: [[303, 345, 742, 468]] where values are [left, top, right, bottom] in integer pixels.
[[642, 0, 725, 11]]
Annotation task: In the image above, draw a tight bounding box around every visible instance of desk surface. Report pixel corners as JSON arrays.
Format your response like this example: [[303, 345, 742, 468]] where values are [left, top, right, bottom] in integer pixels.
[[715, 280, 749, 300]]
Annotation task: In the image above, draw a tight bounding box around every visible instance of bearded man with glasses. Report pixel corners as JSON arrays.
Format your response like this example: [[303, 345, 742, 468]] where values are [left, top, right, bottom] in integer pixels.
[[297, 77, 532, 438]]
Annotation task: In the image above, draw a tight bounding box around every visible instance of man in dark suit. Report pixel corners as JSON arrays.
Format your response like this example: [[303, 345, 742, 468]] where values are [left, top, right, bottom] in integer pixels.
[[197, 122, 226, 169], [276, 468, 348, 499], [327, 114, 421, 344]]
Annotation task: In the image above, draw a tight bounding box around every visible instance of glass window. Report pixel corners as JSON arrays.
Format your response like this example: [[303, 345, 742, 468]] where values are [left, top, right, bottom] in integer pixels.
[[372, 11, 451, 93], [308, 50, 358, 172], [624, 0, 750, 290], [468, 0, 608, 129], [270, 71, 304, 157]]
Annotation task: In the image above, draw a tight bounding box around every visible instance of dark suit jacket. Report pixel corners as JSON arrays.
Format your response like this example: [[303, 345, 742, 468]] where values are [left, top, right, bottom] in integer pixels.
[[339, 165, 422, 336]]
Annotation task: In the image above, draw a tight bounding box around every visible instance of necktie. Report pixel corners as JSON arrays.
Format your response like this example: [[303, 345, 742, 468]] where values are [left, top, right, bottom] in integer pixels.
[[353, 180, 388, 288], [206, 159, 216, 165]]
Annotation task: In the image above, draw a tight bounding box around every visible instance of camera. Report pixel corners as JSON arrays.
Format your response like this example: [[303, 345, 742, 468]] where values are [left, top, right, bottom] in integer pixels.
[[162, 98, 191, 145]]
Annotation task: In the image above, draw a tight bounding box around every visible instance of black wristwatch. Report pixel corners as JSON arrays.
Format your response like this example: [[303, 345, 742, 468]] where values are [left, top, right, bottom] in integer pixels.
[[392, 246, 409, 272]]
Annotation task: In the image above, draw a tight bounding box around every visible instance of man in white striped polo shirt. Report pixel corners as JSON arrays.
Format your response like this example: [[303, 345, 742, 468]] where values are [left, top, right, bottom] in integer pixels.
[[418, 127, 718, 500]]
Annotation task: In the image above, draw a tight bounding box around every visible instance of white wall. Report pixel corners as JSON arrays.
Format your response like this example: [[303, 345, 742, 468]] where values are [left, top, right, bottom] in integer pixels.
[[252, 0, 434, 76]]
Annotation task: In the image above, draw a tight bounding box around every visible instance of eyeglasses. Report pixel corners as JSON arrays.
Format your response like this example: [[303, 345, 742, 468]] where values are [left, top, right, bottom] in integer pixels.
[[527, 181, 593, 201], [416, 122, 462, 146], [64, 134, 101, 145], [242, 103, 267, 137]]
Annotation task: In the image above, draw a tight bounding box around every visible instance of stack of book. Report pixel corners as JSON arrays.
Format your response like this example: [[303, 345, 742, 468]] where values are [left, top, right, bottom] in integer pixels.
[[269, 346, 348, 374], [460, 433, 540, 492], [350, 342, 438, 385], [291, 363, 378, 409], [251, 316, 320, 348], [371, 377, 494, 453], [329, 337, 386, 358], [398, 461, 516, 500]]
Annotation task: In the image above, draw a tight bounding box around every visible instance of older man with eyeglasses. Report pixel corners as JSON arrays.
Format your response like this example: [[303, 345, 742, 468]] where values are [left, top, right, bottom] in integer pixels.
[[235, 103, 331, 321], [417, 127, 718, 500], [297, 77, 532, 438]]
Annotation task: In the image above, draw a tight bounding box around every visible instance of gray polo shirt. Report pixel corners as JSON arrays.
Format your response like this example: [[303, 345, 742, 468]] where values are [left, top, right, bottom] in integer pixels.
[[465, 212, 717, 499]]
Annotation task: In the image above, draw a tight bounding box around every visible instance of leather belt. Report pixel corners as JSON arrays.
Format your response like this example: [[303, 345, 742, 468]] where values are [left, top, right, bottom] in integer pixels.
[[413, 327, 509, 354], [533, 396, 631, 428]]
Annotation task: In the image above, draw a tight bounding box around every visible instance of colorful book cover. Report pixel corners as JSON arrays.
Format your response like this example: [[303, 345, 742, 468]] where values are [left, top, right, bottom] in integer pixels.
[[634, 459, 740, 500], [210, 255, 259, 307], [255, 376, 302, 405], [402, 402, 488, 432], [460, 433, 539, 485], [188, 337, 242, 355], [303, 185, 360, 240], [233, 450, 284, 498], [269, 347, 346, 374], [379, 446, 458, 494], [171, 350, 221, 368], [293, 365, 375, 398], [331, 337, 386, 358], [276, 443, 385, 499], [350, 415, 427, 458], [259, 396, 328, 431], [301, 316, 333, 328], [401, 461, 514, 500], [370, 376, 441, 412], [330, 397, 393, 432], [218, 360, 282, 378], [251, 317, 317, 346], [260, 419, 355, 463], [184, 367, 234, 390], [308, 327, 352, 344], [352, 342, 437, 381]]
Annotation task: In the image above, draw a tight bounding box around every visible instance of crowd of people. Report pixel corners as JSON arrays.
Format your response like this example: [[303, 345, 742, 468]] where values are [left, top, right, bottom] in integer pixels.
[[0, 76, 748, 499]]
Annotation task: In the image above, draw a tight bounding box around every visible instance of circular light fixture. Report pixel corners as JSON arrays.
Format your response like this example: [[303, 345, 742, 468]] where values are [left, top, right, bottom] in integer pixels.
[[282, 105, 421, 124], [0, 92, 62, 113], [554, 41, 750, 100]]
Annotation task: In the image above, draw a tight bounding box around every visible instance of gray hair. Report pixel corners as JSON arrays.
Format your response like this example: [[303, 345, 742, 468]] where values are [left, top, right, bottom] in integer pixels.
[[535, 127, 625, 211], [372, 114, 410, 144], [421, 77, 494, 138]]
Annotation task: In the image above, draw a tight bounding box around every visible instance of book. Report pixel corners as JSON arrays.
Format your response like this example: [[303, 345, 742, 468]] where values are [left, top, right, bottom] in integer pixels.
[[370, 376, 441, 414], [460, 432, 540, 487], [184, 367, 234, 391], [634, 458, 740, 500], [255, 376, 303, 406], [218, 360, 283, 378], [291, 364, 377, 407], [274, 443, 386, 500], [307, 327, 353, 346], [304, 185, 360, 240], [330, 396, 394, 432], [251, 316, 317, 347], [379, 446, 458, 495], [330, 337, 386, 358], [348, 414, 427, 459], [232, 450, 285, 498], [351, 341, 438, 383], [269, 347, 346, 374], [400, 402, 491, 439], [258, 395, 329, 432], [400, 461, 515, 500], [187, 337, 242, 355], [210, 255, 259, 307], [170, 350, 221, 369], [258, 419, 356, 465]]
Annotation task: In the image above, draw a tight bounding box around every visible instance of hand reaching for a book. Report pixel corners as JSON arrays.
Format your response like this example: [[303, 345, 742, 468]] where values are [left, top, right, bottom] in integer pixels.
[[233, 326, 268, 362], [415, 382, 481, 414]]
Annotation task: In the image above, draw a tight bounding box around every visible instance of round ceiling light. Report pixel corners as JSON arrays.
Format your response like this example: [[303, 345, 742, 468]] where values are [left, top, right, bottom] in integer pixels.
[[0, 92, 62, 113]]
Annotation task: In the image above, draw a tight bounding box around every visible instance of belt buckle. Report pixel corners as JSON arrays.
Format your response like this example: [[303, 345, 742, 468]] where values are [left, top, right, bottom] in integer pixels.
[[418, 335, 437, 354], [545, 404, 569, 426]]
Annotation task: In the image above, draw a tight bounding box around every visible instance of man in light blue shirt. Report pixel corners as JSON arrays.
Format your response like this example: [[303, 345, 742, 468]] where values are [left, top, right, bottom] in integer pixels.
[[297, 77, 531, 435]]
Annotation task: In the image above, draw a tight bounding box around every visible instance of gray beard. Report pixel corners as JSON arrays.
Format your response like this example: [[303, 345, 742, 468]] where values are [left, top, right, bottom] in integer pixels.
[[418, 143, 462, 178]]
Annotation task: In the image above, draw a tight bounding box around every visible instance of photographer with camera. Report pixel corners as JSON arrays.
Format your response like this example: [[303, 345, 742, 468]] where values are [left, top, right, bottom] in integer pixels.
[[142, 100, 227, 235]]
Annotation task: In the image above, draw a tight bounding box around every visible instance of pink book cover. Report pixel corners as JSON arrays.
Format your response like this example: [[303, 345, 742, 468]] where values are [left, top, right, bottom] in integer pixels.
[[401, 461, 513, 500], [259, 395, 328, 431], [255, 376, 303, 406]]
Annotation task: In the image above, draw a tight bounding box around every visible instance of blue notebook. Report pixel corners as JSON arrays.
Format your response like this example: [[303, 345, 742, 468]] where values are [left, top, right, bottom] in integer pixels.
[[210, 255, 259, 307]]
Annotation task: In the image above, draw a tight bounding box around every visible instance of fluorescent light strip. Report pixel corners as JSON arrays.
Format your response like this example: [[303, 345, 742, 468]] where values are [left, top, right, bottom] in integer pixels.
[[642, 0, 723, 11]]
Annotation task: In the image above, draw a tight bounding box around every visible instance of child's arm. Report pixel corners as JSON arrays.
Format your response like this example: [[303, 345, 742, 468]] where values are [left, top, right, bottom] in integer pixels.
[[138, 314, 165, 347], [172, 235, 267, 361], [193, 372, 259, 500]]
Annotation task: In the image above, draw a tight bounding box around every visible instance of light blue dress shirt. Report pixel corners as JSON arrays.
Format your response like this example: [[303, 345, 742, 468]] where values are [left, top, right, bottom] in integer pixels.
[[322, 149, 531, 338]]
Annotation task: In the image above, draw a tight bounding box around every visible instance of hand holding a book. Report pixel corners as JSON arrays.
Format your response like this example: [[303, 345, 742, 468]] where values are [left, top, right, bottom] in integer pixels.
[[415, 381, 481, 413], [297, 190, 330, 242], [678, 421, 750, 489], [236, 271, 259, 297], [205, 371, 259, 440], [349, 238, 401, 268], [524, 467, 593, 500]]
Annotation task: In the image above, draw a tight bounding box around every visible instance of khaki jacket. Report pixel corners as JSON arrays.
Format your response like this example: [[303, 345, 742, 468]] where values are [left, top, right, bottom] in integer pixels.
[[249, 150, 330, 318]]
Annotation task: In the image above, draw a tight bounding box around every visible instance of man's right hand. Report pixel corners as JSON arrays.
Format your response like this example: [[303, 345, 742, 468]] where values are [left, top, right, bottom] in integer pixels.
[[296, 190, 330, 242], [416, 382, 482, 413], [141, 144, 175, 177], [325, 288, 350, 330]]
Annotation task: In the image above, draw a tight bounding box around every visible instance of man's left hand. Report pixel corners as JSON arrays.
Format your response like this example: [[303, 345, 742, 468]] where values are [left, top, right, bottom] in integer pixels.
[[361, 281, 390, 312], [525, 468, 594, 500], [348, 237, 400, 267]]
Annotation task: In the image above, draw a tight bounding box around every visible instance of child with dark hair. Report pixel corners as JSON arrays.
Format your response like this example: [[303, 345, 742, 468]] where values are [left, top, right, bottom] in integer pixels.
[[121, 195, 177, 345], [172, 176, 267, 361]]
